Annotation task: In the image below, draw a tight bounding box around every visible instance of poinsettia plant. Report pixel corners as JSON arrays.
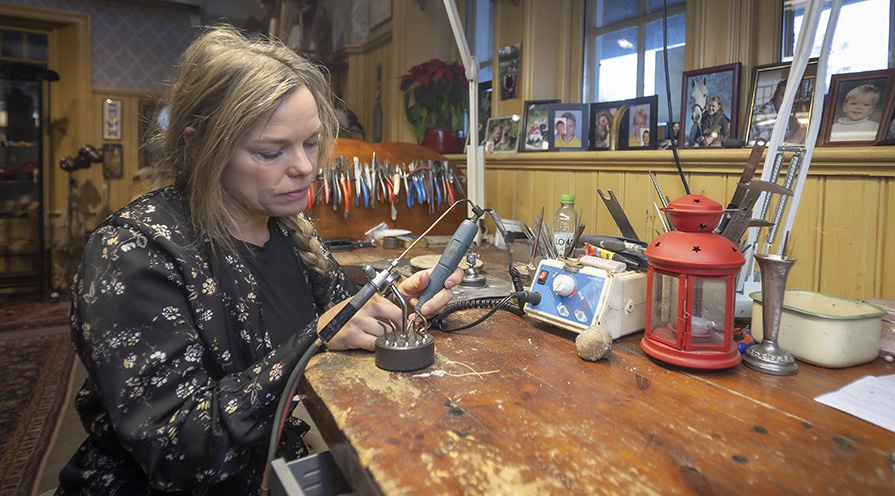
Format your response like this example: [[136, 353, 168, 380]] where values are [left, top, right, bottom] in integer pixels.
[[400, 58, 469, 143]]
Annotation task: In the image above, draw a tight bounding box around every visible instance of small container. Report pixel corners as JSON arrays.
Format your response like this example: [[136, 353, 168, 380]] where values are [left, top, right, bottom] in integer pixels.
[[750, 290, 886, 368]]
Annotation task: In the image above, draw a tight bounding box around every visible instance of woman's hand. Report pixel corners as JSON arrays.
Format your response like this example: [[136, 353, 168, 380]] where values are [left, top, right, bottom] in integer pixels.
[[320, 293, 405, 351], [319, 267, 462, 351], [397, 267, 463, 317]]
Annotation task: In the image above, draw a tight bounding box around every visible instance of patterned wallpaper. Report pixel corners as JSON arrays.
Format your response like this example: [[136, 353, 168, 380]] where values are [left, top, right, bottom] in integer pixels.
[[6, 0, 198, 93], [6, 0, 386, 93]]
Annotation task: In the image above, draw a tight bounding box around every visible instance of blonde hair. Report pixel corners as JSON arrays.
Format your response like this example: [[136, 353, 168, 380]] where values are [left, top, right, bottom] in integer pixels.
[[708, 95, 725, 114], [148, 24, 336, 274], [845, 84, 880, 106]]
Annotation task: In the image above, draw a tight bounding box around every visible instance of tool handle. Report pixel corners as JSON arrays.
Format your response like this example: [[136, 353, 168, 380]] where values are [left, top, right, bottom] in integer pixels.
[[579, 235, 625, 252], [318, 281, 378, 342], [415, 218, 478, 312]]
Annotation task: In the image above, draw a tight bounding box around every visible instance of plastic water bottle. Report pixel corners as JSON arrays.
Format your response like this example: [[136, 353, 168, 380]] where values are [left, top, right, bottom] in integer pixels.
[[553, 194, 578, 258]]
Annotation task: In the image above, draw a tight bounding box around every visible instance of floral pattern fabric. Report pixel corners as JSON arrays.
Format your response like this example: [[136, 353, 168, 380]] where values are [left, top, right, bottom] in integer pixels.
[[57, 187, 356, 495]]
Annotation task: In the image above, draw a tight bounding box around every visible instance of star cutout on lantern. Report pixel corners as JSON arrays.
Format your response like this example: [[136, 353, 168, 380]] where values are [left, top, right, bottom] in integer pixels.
[[692, 198, 701, 204], [654, 241, 661, 247], [732, 247, 739, 252], [699, 223, 707, 229], [692, 246, 701, 253]]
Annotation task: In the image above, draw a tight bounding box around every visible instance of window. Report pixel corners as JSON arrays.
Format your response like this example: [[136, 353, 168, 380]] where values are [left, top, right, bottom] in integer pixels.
[[783, 0, 893, 82], [584, 0, 686, 125], [0, 28, 48, 64], [466, 0, 494, 83]]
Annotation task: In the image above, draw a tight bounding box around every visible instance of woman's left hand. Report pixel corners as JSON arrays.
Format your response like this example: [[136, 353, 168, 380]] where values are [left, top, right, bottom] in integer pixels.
[[398, 267, 463, 317]]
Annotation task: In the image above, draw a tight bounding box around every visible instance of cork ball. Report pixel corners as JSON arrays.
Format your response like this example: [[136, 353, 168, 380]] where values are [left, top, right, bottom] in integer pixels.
[[576, 324, 613, 361]]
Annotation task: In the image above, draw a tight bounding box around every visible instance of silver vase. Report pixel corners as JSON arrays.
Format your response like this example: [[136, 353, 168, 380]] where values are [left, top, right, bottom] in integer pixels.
[[742, 253, 798, 375]]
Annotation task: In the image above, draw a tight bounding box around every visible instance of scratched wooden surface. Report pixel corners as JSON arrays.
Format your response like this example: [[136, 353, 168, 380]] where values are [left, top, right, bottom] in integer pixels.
[[299, 306, 895, 495]]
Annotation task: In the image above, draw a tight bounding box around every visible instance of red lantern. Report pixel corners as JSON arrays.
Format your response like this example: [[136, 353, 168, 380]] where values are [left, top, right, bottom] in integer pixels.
[[640, 194, 745, 369]]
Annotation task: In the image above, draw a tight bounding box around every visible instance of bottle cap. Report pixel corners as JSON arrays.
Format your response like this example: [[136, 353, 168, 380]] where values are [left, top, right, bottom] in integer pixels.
[[560, 194, 575, 204]]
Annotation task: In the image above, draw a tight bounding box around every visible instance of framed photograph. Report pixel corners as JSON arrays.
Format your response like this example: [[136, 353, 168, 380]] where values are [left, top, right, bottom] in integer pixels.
[[102, 98, 122, 140], [497, 43, 520, 101], [101, 143, 123, 180], [878, 92, 895, 145], [521, 99, 559, 152], [745, 60, 818, 146], [820, 69, 895, 146], [665, 121, 681, 148], [680, 63, 741, 148], [589, 101, 625, 150], [547, 103, 590, 152], [620, 95, 658, 150], [483, 115, 521, 153]]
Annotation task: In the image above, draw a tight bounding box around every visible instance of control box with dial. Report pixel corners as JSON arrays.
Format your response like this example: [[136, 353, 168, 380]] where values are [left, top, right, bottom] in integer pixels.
[[525, 259, 647, 338]]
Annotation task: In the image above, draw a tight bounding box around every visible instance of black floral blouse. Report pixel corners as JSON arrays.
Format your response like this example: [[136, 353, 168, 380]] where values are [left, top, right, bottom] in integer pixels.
[[57, 187, 356, 495]]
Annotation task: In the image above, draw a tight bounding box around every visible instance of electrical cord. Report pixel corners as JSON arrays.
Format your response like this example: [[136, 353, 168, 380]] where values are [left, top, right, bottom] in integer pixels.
[[261, 338, 322, 494], [662, 0, 690, 194], [430, 291, 541, 332]]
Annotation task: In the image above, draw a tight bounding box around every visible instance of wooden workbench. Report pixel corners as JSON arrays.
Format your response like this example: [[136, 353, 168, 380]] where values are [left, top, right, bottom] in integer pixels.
[[300, 249, 895, 495]]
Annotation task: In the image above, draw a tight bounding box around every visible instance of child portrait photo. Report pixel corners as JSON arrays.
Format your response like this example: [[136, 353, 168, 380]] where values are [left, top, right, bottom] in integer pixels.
[[821, 69, 895, 146]]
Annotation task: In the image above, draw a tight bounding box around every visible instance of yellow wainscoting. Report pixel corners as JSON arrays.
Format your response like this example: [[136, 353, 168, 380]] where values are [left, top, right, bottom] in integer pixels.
[[450, 147, 894, 302]]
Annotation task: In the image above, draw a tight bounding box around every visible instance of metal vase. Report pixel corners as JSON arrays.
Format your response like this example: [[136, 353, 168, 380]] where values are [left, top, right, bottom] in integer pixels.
[[742, 253, 798, 375]]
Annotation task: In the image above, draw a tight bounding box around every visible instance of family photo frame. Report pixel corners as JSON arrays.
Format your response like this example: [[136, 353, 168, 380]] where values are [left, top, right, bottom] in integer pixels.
[[589, 101, 624, 150], [819, 69, 895, 146], [619, 95, 658, 150], [483, 115, 521, 153], [745, 60, 818, 146], [878, 94, 895, 145], [521, 99, 559, 152], [680, 63, 740, 148], [547, 103, 590, 152]]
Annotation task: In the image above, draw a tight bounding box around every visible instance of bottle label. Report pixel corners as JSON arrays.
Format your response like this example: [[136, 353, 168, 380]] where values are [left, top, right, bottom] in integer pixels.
[[554, 233, 573, 256]]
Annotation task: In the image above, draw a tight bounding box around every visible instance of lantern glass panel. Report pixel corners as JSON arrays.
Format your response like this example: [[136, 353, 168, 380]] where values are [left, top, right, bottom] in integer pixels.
[[649, 271, 680, 345], [690, 278, 728, 348]]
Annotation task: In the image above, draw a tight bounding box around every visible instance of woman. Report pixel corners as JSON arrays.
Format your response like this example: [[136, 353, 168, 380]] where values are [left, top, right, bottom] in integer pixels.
[[696, 95, 730, 148], [56, 25, 460, 494]]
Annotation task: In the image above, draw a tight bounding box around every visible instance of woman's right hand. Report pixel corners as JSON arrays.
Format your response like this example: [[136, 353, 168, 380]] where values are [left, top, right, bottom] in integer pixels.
[[318, 294, 405, 351]]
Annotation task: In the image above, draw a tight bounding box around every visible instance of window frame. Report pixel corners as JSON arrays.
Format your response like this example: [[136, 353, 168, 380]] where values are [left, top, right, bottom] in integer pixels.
[[583, 0, 686, 109]]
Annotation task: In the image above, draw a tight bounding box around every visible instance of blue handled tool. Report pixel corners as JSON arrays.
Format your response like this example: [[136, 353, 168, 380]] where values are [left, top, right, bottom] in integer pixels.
[[415, 205, 484, 312]]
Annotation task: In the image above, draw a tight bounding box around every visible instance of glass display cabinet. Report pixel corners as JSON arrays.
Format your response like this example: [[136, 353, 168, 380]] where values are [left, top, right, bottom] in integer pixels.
[[0, 61, 53, 296]]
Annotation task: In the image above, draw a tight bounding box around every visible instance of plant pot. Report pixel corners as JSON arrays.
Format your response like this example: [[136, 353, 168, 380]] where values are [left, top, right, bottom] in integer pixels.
[[422, 129, 464, 155]]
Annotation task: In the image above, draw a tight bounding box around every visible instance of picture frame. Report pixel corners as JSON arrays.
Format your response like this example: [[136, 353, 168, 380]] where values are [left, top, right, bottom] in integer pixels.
[[877, 90, 895, 145], [619, 95, 658, 150], [102, 98, 122, 140], [744, 60, 818, 146], [589, 100, 625, 150], [547, 103, 590, 152], [521, 99, 559, 152], [101, 143, 123, 180], [497, 43, 520, 101], [819, 69, 895, 146], [483, 115, 522, 153], [680, 62, 741, 148]]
